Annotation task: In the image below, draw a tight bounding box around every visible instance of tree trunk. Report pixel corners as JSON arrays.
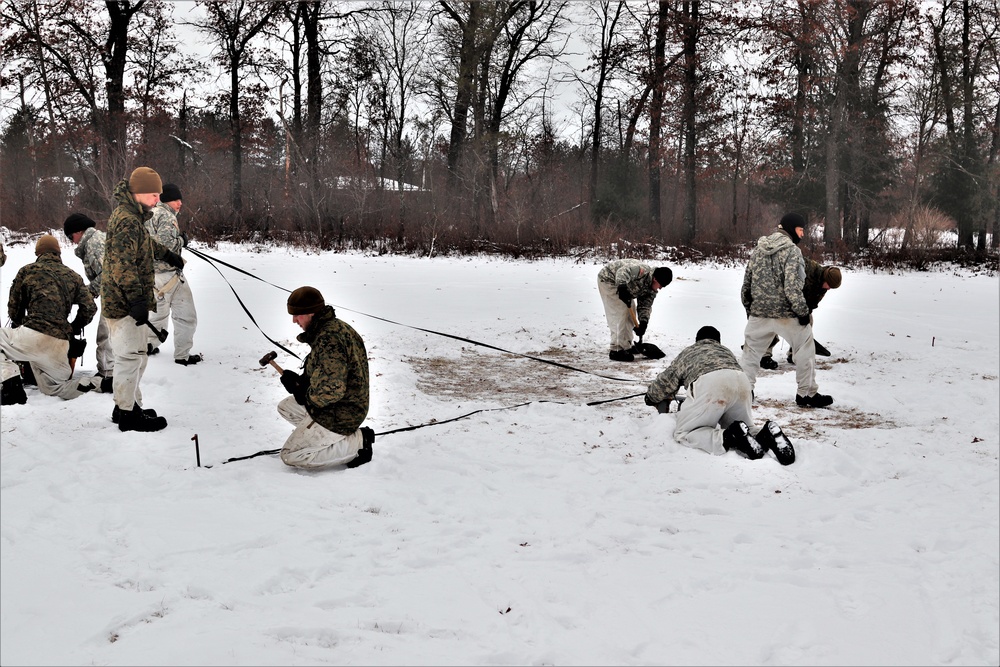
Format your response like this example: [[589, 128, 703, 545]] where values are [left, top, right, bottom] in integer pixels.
[[648, 1, 669, 234]]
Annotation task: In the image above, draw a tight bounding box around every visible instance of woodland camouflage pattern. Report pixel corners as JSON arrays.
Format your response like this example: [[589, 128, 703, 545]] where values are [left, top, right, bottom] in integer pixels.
[[803, 258, 830, 311], [646, 339, 742, 403], [146, 202, 183, 274], [598, 259, 659, 323], [297, 306, 370, 435], [101, 179, 169, 319], [740, 230, 809, 319], [7, 253, 96, 340], [74, 227, 106, 298]]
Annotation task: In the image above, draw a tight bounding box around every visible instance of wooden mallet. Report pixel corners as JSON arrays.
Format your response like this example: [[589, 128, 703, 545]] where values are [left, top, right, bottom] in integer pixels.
[[258, 351, 284, 375]]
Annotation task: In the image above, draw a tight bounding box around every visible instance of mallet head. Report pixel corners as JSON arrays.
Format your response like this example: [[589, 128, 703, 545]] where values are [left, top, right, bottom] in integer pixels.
[[259, 351, 277, 367]]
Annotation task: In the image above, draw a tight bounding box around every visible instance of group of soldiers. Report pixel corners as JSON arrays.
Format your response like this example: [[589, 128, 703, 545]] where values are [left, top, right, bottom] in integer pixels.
[[1, 167, 201, 433], [597, 212, 842, 465], [2, 181, 839, 470]]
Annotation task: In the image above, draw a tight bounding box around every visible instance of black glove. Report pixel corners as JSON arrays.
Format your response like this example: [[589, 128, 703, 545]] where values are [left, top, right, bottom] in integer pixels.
[[70, 319, 84, 336], [129, 299, 149, 326], [644, 394, 657, 406], [634, 320, 648, 337], [281, 370, 309, 405], [617, 284, 631, 305], [180, 231, 189, 247], [797, 313, 810, 326], [163, 249, 184, 270]]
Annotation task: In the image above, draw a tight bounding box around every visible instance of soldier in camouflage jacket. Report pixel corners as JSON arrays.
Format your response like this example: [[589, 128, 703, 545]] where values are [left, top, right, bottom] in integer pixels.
[[597, 259, 673, 361], [145, 184, 200, 364], [101, 168, 183, 427], [65, 213, 114, 378], [276, 287, 373, 470], [646, 325, 795, 463], [738, 213, 832, 408], [1, 235, 104, 402]]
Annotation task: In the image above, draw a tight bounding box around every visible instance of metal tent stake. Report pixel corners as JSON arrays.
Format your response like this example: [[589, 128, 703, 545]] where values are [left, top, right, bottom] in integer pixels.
[[193, 434, 201, 468]]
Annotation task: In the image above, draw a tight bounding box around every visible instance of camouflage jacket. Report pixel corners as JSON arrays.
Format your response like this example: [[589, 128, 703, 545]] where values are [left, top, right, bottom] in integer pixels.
[[646, 339, 742, 403], [101, 179, 170, 319], [740, 230, 809, 319], [298, 306, 370, 435], [146, 202, 183, 274], [803, 258, 830, 311], [8, 253, 96, 340], [598, 259, 659, 323], [0, 241, 6, 267], [74, 227, 106, 298]]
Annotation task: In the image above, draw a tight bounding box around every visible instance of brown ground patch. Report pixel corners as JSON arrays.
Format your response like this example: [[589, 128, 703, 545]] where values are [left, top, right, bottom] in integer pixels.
[[404, 347, 643, 404], [757, 398, 897, 437]]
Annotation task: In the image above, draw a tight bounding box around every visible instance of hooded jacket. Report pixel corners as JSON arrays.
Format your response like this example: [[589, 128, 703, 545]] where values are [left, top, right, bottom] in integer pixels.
[[740, 230, 809, 319]]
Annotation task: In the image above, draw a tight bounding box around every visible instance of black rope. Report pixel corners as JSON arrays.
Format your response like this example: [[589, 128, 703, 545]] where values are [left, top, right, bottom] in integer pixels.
[[187, 246, 641, 383], [187, 247, 300, 361], [216, 391, 648, 465]]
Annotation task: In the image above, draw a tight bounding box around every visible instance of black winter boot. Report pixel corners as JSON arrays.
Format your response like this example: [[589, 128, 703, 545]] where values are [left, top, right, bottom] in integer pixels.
[[755, 420, 796, 465], [722, 421, 765, 460], [347, 426, 375, 468], [759, 355, 778, 370], [796, 393, 833, 408], [175, 354, 203, 366], [117, 404, 167, 432], [112, 404, 159, 424], [1, 376, 28, 405], [609, 349, 635, 362]]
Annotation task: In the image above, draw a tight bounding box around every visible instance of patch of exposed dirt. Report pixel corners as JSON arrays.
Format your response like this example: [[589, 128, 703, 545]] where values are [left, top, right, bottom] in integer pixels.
[[757, 398, 897, 435]]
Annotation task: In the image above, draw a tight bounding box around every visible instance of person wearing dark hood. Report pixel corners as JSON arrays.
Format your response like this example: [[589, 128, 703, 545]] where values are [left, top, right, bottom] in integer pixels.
[[101, 167, 184, 432], [145, 183, 201, 366], [1, 235, 108, 404], [275, 286, 374, 470], [64, 213, 114, 380], [645, 325, 795, 464], [739, 213, 832, 408]]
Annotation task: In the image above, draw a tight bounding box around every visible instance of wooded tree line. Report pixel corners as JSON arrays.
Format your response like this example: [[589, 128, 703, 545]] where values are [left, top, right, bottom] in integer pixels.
[[1, 0, 997, 256]]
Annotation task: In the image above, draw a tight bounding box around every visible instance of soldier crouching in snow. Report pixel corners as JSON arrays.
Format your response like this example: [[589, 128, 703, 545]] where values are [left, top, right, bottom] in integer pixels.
[[1, 235, 109, 404], [645, 325, 796, 465], [277, 286, 374, 470]]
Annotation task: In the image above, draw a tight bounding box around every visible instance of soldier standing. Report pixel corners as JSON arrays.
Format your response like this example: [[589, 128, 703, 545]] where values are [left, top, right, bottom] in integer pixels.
[[64, 213, 114, 380], [276, 286, 374, 470], [145, 183, 201, 365], [101, 167, 184, 432]]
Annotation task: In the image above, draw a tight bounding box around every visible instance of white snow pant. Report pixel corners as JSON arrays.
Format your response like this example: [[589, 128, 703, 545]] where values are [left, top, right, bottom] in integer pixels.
[[277, 396, 365, 469], [672, 369, 755, 455], [94, 314, 114, 377], [598, 278, 634, 352], [148, 271, 198, 360], [740, 315, 818, 397], [108, 316, 150, 410], [0, 326, 98, 400]]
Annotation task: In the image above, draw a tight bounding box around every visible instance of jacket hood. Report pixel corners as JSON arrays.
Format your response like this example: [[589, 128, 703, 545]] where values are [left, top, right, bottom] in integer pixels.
[[297, 305, 337, 344], [756, 230, 795, 257], [112, 178, 144, 218]]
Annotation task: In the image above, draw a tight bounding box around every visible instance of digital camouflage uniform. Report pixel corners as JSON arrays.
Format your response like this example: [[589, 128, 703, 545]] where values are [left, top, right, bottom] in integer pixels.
[[647, 338, 754, 455], [597, 259, 659, 352], [75, 227, 114, 376], [0, 253, 101, 399], [145, 201, 198, 359], [278, 306, 371, 469], [738, 229, 818, 397], [102, 178, 170, 411]]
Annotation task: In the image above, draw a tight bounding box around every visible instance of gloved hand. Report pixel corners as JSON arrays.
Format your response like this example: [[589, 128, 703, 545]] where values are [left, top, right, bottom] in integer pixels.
[[634, 320, 648, 337], [180, 231, 189, 247], [644, 393, 657, 407], [70, 317, 85, 336], [281, 370, 309, 405], [129, 299, 148, 326], [163, 249, 185, 270], [617, 284, 631, 305], [797, 313, 810, 326]]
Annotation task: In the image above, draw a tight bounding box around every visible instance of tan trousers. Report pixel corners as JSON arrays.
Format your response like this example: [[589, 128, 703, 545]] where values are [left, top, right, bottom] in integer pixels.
[[277, 396, 364, 469], [0, 326, 98, 400], [94, 314, 114, 377], [740, 315, 818, 398], [598, 279, 634, 352], [108, 316, 150, 410], [148, 271, 198, 360], [672, 369, 755, 455]]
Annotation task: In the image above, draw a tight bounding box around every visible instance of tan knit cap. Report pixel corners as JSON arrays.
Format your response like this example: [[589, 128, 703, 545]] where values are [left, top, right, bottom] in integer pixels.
[[822, 267, 842, 289], [35, 234, 61, 256], [129, 167, 162, 195]]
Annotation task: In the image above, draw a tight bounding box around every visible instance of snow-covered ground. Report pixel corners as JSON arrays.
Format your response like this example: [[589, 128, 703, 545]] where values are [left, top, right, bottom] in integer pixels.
[[1, 237, 997, 666]]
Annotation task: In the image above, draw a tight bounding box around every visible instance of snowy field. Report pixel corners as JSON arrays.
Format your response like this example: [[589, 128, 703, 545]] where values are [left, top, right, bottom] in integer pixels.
[[1, 237, 998, 666]]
